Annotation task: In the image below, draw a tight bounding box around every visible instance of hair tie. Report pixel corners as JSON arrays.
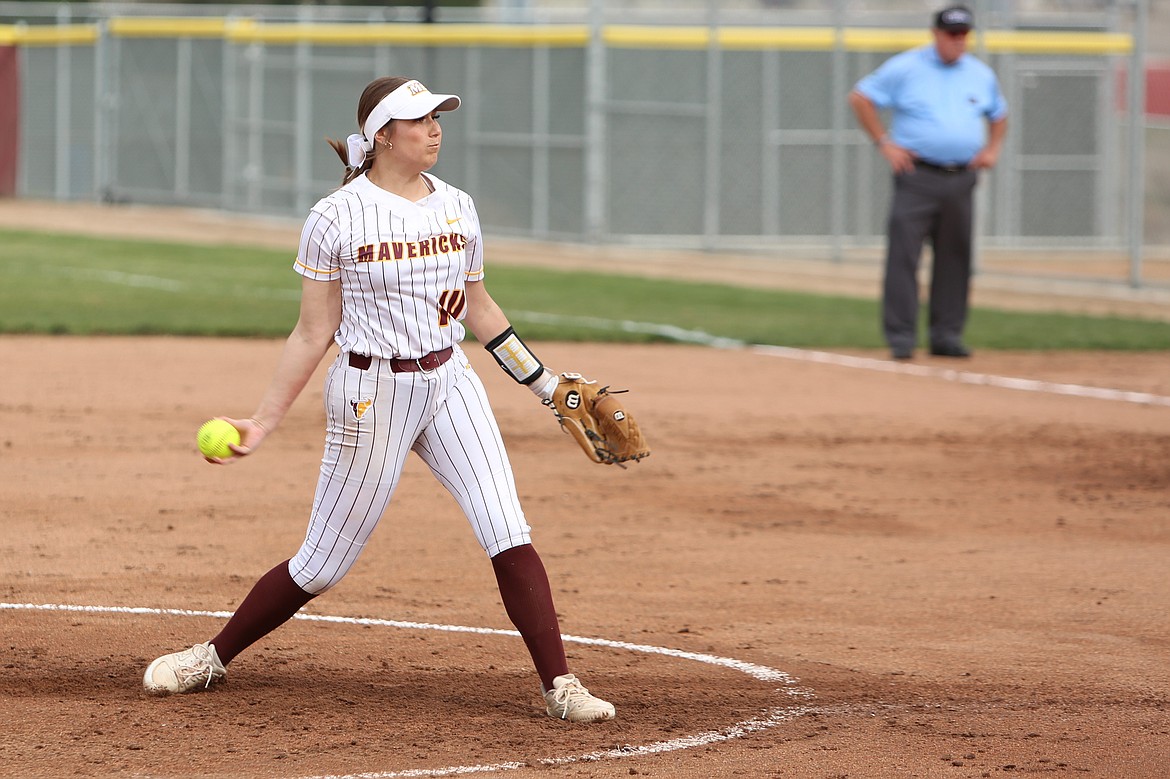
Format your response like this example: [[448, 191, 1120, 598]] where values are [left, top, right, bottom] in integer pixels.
[[346, 133, 372, 168]]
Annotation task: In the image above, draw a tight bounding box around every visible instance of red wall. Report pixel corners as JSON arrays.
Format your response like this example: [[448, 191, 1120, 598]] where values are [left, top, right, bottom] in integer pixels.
[[1146, 62, 1170, 118], [1117, 60, 1170, 119], [0, 46, 18, 196]]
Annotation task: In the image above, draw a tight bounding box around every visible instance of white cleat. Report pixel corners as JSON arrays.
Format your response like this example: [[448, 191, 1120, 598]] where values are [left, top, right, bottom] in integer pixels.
[[543, 674, 616, 722], [143, 641, 226, 694]]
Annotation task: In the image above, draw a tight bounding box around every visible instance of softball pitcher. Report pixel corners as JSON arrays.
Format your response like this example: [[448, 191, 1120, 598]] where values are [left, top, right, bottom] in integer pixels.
[[143, 76, 615, 723]]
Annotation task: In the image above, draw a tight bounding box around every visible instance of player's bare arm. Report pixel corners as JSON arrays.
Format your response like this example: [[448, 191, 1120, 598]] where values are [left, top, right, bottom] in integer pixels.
[[464, 279, 559, 400], [462, 279, 511, 343], [213, 276, 341, 462]]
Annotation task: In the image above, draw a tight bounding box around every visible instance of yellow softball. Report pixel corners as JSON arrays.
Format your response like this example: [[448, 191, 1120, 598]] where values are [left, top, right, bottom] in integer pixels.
[[196, 419, 240, 459]]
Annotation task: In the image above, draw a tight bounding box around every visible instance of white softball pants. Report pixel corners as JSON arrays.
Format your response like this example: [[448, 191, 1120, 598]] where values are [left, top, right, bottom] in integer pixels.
[[289, 345, 532, 594]]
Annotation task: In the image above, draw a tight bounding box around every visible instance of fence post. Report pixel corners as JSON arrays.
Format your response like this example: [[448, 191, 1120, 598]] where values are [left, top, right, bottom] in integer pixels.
[[93, 17, 115, 201], [532, 44, 551, 238], [221, 16, 239, 212], [295, 4, 313, 217], [584, 0, 606, 244], [175, 36, 192, 199], [1127, 0, 1147, 287], [55, 4, 71, 200], [701, 0, 721, 251], [830, 0, 847, 262]]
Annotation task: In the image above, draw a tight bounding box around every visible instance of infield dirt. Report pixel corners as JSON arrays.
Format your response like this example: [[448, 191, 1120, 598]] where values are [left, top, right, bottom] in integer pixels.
[[0, 202, 1168, 778]]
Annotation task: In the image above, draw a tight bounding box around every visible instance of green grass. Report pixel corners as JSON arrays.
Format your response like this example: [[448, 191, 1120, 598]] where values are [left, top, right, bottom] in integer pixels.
[[0, 230, 301, 336], [2, 228, 1169, 350]]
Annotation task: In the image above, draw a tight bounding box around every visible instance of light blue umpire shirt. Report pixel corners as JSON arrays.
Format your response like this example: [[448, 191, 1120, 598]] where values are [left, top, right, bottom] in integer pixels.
[[854, 44, 1008, 166]]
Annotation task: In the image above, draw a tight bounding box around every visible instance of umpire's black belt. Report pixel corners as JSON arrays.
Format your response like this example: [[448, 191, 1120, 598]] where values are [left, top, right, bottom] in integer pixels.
[[915, 160, 969, 174], [348, 347, 454, 373]]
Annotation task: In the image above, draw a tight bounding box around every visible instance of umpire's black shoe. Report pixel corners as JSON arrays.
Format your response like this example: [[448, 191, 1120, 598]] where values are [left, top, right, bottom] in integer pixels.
[[930, 343, 972, 358], [891, 345, 914, 360]]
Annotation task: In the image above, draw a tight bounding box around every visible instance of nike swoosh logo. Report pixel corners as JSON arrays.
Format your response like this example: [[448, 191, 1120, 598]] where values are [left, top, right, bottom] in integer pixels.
[[446, 217, 462, 225]]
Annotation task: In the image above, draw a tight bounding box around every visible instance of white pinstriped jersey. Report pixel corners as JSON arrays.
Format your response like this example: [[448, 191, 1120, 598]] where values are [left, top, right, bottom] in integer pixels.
[[294, 172, 484, 359]]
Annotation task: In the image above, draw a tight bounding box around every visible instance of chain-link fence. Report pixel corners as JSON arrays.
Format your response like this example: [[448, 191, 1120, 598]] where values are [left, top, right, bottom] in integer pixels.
[[1, 1, 1163, 289]]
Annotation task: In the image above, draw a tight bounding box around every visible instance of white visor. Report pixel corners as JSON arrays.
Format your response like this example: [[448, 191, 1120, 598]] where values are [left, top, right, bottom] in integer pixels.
[[364, 80, 460, 141], [346, 80, 460, 168]]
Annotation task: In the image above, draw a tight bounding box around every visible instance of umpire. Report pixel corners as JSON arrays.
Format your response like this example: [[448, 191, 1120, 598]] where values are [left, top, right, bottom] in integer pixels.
[[849, 4, 1008, 360]]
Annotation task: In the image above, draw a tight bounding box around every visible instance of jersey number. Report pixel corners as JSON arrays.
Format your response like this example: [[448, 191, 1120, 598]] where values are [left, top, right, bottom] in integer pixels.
[[438, 289, 466, 327]]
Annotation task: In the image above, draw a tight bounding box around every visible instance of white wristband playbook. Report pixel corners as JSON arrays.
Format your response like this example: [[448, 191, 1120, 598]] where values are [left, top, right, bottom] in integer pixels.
[[484, 327, 562, 401]]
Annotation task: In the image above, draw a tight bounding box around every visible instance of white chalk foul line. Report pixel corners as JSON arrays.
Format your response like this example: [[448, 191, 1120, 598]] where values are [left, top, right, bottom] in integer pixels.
[[1, 602, 815, 779], [750, 344, 1170, 407], [51, 265, 301, 300], [513, 312, 1170, 409], [511, 311, 748, 349]]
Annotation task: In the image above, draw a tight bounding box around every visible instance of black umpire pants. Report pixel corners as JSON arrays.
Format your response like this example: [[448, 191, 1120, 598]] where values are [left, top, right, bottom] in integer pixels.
[[882, 165, 978, 353]]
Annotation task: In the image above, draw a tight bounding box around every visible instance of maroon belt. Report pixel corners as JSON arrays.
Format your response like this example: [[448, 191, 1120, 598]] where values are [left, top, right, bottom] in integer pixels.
[[348, 347, 453, 373]]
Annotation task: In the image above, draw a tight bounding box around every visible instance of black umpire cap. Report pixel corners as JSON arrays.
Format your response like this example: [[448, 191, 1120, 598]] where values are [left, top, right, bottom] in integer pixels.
[[934, 5, 974, 32]]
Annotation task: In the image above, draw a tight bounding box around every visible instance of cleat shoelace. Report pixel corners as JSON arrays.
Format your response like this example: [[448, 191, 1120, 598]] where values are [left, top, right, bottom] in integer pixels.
[[174, 645, 220, 689], [549, 679, 592, 719]]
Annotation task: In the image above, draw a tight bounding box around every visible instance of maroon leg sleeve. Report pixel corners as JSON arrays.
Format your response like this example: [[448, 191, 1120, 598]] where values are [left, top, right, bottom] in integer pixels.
[[209, 560, 316, 665], [491, 544, 569, 690]]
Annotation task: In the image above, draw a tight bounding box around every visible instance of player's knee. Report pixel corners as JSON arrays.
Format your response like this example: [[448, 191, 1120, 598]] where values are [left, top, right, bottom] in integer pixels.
[[288, 558, 347, 595], [487, 534, 533, 558]]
